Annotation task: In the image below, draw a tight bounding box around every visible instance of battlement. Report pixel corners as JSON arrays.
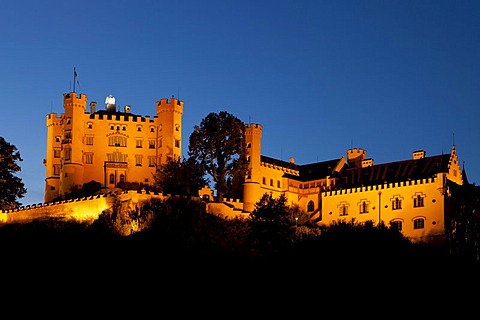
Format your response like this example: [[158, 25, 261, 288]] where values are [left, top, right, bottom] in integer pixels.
[[322, 176, 438, 197], [88, 112, 157, 122], [63, 92, 87, 103], [245, 123, 262, 130], [156, 97, 184, 108]]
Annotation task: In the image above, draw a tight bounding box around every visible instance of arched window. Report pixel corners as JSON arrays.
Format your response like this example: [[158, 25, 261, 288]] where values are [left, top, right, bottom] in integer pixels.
[[109, 174, 115, 184], [307, 201, 314, 212], [119, 174, 125, 183]]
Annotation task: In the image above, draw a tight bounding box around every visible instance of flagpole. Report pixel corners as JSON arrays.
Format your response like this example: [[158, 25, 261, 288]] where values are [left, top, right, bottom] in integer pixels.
[[73, 67, 76, 93]]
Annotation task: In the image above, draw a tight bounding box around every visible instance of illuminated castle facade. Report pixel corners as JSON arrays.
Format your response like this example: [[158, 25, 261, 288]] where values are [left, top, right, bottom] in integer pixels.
[[243, 123, 465, 243], [44, 92, 183, 203], [43, 91, 465, 243]]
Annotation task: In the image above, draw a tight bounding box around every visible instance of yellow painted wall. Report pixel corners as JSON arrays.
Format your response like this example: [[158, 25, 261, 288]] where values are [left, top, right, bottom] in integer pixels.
[[44, 92, 183, 203]]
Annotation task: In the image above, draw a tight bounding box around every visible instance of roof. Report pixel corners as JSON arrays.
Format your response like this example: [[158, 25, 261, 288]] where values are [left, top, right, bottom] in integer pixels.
[[331, 153, 451, 189], [261, 155, 343, 182]]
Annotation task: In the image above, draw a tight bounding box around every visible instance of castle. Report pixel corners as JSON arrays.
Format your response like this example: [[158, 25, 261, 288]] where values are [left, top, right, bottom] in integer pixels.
[[243, 122, 464, 244], [1, 91, 465, 244], [43, 92, 183, 203]]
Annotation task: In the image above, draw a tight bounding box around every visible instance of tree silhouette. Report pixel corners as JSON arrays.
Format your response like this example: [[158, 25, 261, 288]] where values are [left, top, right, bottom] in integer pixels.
[[188, 111, 248, 201], [0, 136, 26, 210], [153, 156, 207, 196]]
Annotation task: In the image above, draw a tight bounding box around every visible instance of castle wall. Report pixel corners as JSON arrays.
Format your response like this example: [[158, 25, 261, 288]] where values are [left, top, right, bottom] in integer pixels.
[[1, 191, 170, 225], [321, 176, 446, 244]]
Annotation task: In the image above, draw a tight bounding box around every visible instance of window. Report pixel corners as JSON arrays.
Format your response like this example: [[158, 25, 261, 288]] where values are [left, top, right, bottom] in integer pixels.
[[270, 179, 273, 186], [122, 125, 126, 131], [277, 180, 280, 188], [175, 124, 180, 131], [262, 177, 266, 185], [54, 148, 61, 158], [108, 136, 127, 147], [87, 122, 93, 129], [392, 196, 402, 210], [55, 136, 61, 143], [391, 221, 403, 231], [84, 153, 93, 164], [413, 218, 425, 229], [135, 154, 143, 166], [247, 143, 251, 148], [107, 151, 127, 162], [109, 174, 115, 184], [137, 126, 142, 132], [66, 118, 71, 125], [53, 164, 60, 175], [175, 139, 180, 148], [307, 201, 314, 212], [338, 202, 348, 216], [119, 174, 125, 183], [85, 136, 94, 145], [149, 140, 155, 149], [414, 194, 425, 208], [148, 156, 156, 167], [65, 148, 71, 161], [150, 126, 155, 132], [110, 125, 114, 130], [136, 139, 143, 148], [359, 200, 369, 214]]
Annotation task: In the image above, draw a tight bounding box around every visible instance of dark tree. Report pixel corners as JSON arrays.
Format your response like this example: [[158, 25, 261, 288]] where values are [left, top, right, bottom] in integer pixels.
[[0, 136, 26, 210], [154, 156, 208, 197], [188, 111, 248, 202], [248, 193, 296, 256]]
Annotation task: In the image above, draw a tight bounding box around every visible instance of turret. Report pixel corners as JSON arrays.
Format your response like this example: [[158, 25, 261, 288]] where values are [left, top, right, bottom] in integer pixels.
[[347, 148, 366, 168], [155, 97, 183, 165], [243, 123, 263, 213], [59, 92, 87, 197]]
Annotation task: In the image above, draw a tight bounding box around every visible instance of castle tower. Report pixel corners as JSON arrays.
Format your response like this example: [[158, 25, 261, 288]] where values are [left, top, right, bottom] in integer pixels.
[[243, 123, 263, 213], [44, 112, 62, 202], [347, 148, 366, 168], [155, 97, 183, 165], [59, 92, 87, 197]]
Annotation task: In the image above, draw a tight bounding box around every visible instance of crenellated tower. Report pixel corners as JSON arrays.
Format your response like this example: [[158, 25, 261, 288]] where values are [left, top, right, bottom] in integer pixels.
[[59, 92, 87, 197], [243, 123, 263, 212], [44, 112, 62, 202], [155, 97, 183, 165]]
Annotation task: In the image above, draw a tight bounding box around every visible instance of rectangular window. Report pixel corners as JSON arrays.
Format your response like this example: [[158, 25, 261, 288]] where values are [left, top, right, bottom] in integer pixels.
[[262, 177, 266, 185], [84, 153, 93, 164], [414, 195, 424, 208], [392, 197, 402, 210], [108, 136, 127, 147], [270, 179, 273, 186], [175, 139, 180, 148], [339, 205, 348, 216], [54, 148, 61, 158], [391, 221, 403, 231], [359, 201, 369, 214], [65, 149, 71, 161], [149, 140, 155, 149], [136, 139, 143, 148], [413, 219, 425, 229], [85, 136, 94, 145], [53, 164, 60, 176], [135, 154, 143, 166], [148, 156, 156, 167]]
